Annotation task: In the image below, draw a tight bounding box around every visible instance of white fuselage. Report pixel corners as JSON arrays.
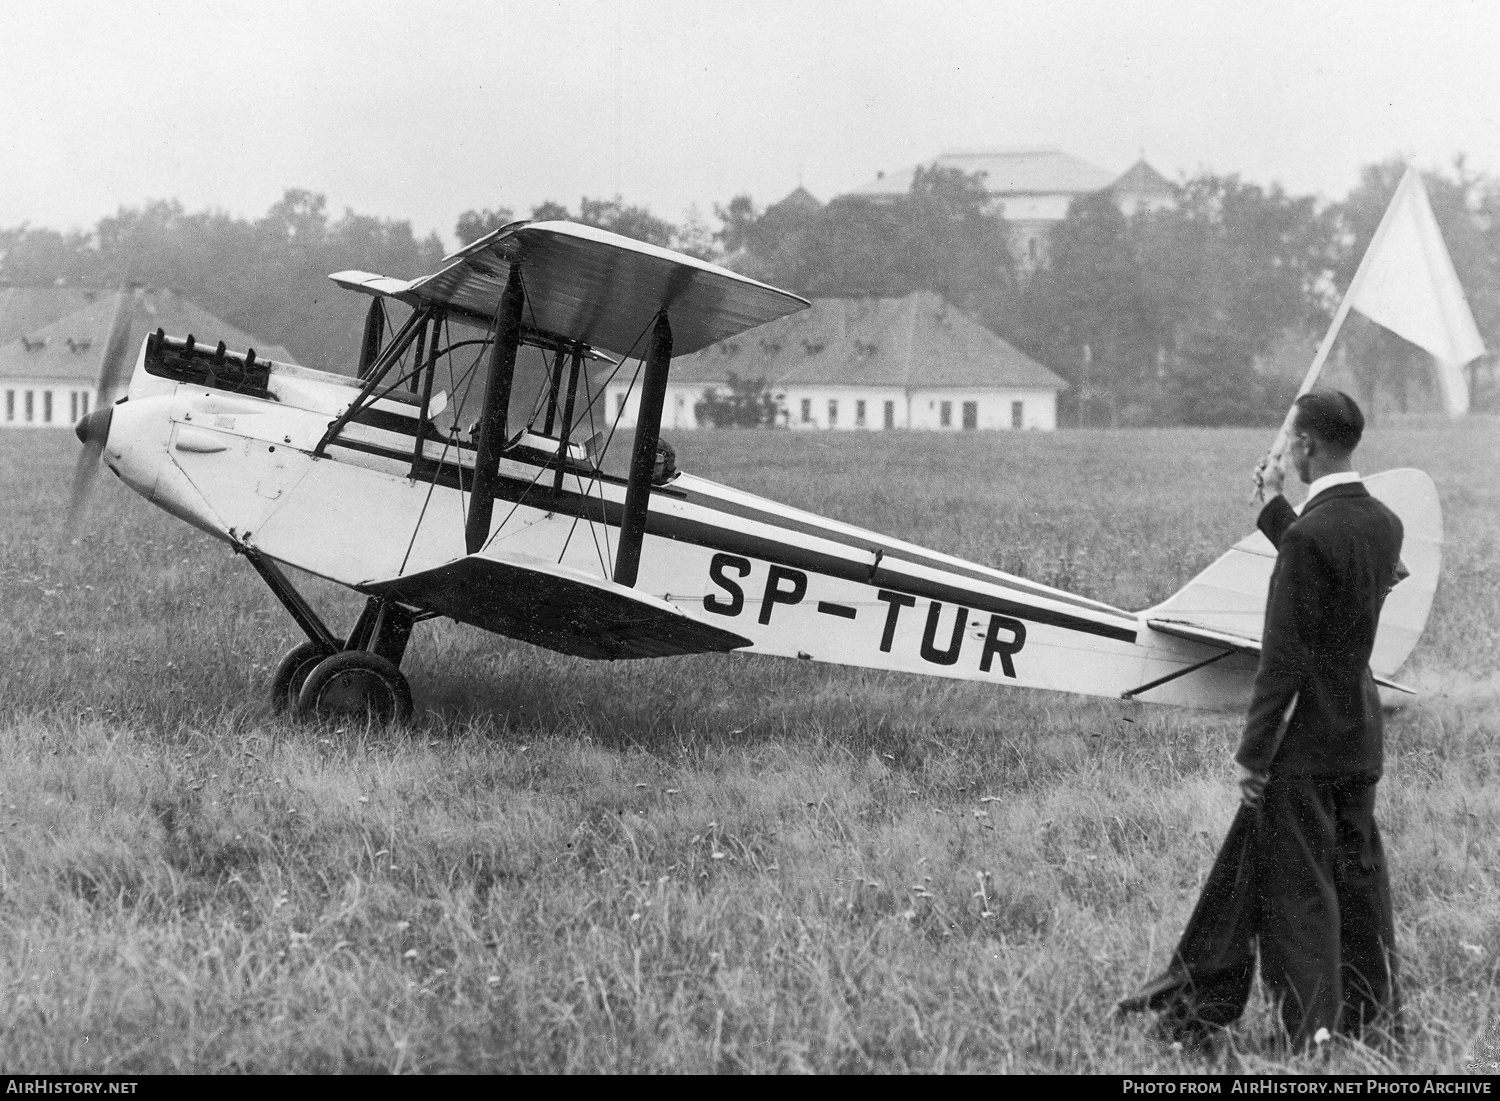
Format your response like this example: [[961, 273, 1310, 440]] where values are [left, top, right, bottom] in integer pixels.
[[103, 344, 1256, 710]]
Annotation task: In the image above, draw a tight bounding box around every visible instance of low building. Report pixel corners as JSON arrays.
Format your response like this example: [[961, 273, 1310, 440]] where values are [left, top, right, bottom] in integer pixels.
[[606, 291, 1065, 432], [0, 287, 296, 429], [844, 149, 1175, 270]]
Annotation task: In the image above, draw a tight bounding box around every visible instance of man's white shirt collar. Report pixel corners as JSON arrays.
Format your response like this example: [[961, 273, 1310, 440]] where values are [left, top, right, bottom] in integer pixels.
[[1295, 471, 1361, 513]]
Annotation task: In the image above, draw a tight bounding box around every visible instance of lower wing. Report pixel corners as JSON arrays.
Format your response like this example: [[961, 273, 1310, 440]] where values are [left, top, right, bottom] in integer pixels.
[[362, 553, 751, 660]]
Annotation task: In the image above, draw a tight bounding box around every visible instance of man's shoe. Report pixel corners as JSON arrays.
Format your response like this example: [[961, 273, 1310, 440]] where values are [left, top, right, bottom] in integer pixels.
[[1115, 969, 1189, 1016]]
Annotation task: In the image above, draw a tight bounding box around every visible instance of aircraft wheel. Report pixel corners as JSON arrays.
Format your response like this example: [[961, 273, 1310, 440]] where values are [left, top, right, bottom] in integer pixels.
[[295, 651, 413, 725], [270, 640, 338, 712]]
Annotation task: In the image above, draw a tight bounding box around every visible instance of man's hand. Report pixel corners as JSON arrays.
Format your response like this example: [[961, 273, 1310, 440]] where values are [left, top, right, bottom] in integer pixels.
[[1253, 453, 1286, 501], [1239, 765, 1269, 811]]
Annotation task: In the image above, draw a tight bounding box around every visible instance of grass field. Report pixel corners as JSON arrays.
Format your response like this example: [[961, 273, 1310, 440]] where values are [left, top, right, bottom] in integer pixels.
[[0, 420, 1497, 1074]]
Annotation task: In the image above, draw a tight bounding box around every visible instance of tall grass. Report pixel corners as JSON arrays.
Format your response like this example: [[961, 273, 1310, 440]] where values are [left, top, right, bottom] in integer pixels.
[[0, 421, 1495, 1072]]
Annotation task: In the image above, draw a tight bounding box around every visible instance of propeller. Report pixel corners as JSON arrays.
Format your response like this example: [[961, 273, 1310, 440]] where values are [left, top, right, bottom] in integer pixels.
[[66, 286, 139, 539]]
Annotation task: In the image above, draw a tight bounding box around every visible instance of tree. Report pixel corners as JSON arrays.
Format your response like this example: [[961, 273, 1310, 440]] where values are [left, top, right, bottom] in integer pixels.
[[733, 165, 1018, 327], [673, 204, 718, 261], [454, 207, 515, 246], [521, 197, 679, 249], [693, 372, 782, 427], [714, 194, 758, 255], [1328, 158, 1500, 413], [0, 225, 93, 284], [901, 163, 1018, 324], [1016, 191, 1163, 425], [1162, 323, 1296, 426], [728, 190, 824, 287], [577, 197, 676, 247], [1135, 174, 1330, 425], [530, 200, 571, 222]]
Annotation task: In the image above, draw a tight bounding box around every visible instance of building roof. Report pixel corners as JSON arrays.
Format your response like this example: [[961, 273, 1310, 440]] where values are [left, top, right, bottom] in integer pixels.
[[0, 287, 298, 384], [667, 291, 1065, 392], [0, 286, 100, 345], [1109, 158, 1176, 199], [766, 186, 823, 216], [846, 149, 1118, 201]]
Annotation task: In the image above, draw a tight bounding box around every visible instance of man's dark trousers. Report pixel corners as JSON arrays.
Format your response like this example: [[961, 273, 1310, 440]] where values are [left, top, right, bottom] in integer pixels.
[[1161, 772, 1399, 1048]]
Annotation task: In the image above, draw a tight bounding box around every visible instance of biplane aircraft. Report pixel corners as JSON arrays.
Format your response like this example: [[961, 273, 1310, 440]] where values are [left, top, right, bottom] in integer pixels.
[[70, 222, 1444, 723]]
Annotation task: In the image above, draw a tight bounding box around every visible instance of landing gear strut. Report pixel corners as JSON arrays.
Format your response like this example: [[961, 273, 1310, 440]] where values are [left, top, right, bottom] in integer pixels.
[[246, 549, 417, 724]]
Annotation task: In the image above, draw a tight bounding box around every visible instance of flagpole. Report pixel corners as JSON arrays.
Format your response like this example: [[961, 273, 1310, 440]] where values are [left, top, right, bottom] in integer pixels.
[[1256, 168, 1420, 498]]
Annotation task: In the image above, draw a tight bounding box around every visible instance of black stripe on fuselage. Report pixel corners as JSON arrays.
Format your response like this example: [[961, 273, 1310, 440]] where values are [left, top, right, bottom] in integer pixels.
[[352, 405, 423, 437], [337, 417, 1112, 619], [334, 444, 1139, 644], [670, 481, 1122, 620], [656, 512, 1138, 643]]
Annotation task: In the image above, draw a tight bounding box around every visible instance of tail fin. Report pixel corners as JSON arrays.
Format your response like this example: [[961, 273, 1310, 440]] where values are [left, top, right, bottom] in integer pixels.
[[1143, 469, 1443, 680]]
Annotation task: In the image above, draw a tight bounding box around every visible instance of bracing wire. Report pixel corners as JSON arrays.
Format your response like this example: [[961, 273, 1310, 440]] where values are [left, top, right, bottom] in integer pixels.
[[575, 315, 653, 577], [399, 314, 478, 576], [483, 371, 638, 561]]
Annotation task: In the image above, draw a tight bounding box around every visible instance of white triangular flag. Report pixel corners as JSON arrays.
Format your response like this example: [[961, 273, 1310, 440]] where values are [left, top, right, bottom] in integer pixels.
[[1348, 168, 1485, 415]]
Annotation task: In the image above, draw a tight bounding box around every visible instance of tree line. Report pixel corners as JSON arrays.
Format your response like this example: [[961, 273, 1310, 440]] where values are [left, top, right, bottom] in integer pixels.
[[708, 159, 1500, 424], [2, 159, 1495, 422]]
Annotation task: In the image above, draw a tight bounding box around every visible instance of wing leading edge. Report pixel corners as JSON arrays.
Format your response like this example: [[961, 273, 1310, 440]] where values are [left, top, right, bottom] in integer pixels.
[[361, 554, 752, 661], [331, 221, 808, 358]]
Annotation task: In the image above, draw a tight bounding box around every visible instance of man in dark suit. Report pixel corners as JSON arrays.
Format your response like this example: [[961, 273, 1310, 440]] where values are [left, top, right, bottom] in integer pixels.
[[1117, 389, 1406, 1051]]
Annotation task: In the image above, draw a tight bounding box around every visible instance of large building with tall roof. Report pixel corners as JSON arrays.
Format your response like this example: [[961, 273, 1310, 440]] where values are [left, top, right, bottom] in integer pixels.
[[606, 291, 1065, 432], [0, 286, 297, 429], [844, 149, 1175, 270]]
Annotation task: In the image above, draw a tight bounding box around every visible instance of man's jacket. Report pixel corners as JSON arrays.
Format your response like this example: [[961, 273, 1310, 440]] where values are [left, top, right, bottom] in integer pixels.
[[1236, 482, 1405, 777]]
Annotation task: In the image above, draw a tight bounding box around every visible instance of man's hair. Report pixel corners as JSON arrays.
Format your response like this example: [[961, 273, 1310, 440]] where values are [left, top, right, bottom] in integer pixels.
[[1293, 389, 1364, 451]]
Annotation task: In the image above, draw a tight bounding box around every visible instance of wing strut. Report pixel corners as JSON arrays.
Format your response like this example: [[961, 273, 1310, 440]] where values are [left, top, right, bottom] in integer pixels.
[[357, 298, 386, 378], [614, 312, 672, 587], [466, 266, 525, 553], [315, 304, 433, 457], [551, 346, 583, 498]]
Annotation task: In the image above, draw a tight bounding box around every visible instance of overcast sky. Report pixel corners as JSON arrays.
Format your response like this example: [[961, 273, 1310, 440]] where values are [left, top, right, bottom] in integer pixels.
[[4, 0, 1498, 249]]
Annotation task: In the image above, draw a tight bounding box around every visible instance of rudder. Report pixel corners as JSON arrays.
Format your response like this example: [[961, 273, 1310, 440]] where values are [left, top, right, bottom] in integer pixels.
[[1143, 469, 1442, 680]]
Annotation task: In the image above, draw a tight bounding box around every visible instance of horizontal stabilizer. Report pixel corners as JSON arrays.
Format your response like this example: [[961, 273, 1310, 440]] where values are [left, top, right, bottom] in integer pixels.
[[1143, 616, 1414, 695], [331, 221, 808, 358], [362, 554, 752, 661], [1144, 468, 1443, 680]]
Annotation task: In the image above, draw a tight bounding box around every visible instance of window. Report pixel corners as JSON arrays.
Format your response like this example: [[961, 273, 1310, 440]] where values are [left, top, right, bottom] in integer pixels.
[[43, 392, 52, 423], [4, 390, 12, 422], [800, 398, 812, 424], [884, 400, 895, 429], [827, 399, 838, 427], [25, 391, 34, 422], [962, 401, 977, 430], [615, 393, 626, 419], [855, 399, 866, 427], [939, 401, 952, 428], [1011, 400, 1024, 429], [70, 392, 78, 422], [81, 392, 89, 416]]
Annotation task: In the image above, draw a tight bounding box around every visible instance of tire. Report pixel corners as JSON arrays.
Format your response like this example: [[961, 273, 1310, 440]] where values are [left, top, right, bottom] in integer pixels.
[[295, 650, 413, 725], [270, 640, 338, 713]]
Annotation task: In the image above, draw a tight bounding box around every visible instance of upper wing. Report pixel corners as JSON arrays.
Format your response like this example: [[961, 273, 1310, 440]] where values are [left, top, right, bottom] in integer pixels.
[[331, 221, 809, 357], [362, 553, 752, 661]]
